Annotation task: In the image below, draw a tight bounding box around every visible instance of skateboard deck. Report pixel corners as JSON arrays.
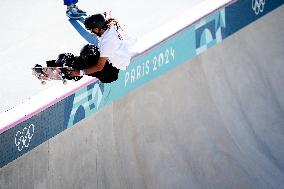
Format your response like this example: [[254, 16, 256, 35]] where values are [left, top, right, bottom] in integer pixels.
[[32, 66, 73, 85]]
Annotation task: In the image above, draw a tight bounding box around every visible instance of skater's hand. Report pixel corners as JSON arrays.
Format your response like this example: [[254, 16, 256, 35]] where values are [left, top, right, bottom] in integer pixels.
[[67, 69, 80, 77]]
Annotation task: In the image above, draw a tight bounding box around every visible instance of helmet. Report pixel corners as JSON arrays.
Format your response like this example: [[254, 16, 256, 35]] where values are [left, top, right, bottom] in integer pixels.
[[84, 14, 106, 30]]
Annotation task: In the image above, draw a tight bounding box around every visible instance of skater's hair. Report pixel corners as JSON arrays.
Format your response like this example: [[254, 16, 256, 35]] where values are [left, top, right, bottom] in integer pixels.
[[104, 18, 123, 32]]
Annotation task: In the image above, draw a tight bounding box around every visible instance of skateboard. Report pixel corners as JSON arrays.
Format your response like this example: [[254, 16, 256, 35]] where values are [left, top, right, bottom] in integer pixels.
[[32, 65, 81, 85]]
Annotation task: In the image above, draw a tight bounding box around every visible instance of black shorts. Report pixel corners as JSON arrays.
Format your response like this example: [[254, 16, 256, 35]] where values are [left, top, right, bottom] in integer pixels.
[[79, 44, 120, 83], [88, 60, 119, 83]]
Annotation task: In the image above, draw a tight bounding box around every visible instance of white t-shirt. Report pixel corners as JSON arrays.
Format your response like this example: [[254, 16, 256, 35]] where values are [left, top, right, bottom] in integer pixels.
[[99, 26, 135, 70]]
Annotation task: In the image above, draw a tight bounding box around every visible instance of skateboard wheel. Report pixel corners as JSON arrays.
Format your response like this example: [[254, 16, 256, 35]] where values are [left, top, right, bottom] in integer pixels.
[[63, 80, 67, 85], [41, 81, 46, 85]]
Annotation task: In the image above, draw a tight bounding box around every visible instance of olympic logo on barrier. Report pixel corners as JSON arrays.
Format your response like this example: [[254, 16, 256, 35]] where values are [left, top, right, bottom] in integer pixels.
[[15, 124, 35, 152], [252, 0, 265, 15]]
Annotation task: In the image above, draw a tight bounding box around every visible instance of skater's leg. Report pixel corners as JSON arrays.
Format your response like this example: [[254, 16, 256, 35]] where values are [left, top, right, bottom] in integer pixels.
[[71, 0, 79, 5], [64, 0, 74, 6]]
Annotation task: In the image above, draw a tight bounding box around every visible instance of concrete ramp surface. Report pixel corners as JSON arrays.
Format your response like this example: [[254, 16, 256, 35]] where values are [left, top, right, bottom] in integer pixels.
[[0, 1, 284, 189], [49, 6, 284, 189]]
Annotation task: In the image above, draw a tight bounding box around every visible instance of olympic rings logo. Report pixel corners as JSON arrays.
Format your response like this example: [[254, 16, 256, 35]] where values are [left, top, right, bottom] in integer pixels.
[[252, 0, 265, 15], [15, 124, 35, 152]]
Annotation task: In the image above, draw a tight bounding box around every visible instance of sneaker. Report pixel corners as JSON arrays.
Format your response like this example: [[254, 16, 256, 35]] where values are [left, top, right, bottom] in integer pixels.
[[72, 4, 87, 16], [66, 7, 81, 19]]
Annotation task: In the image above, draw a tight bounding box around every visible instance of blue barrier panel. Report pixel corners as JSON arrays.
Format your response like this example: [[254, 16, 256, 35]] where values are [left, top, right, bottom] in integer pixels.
[[0, 0, 282, 168], [225, 0, 283, 37], [0, 99, 68, 167]]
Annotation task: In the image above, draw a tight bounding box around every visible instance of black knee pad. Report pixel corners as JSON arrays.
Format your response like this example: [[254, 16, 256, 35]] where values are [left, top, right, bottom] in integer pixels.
[[80, 44, 100, 59], [55, 53, 76, 67], [80, 44, 100, 68]]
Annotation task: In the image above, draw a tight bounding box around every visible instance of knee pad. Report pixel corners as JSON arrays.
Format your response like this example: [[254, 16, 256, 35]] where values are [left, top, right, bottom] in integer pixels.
[[55, 53, 76, 67]]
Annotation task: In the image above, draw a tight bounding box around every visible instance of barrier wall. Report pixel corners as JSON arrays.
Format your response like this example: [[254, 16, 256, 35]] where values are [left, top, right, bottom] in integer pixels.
[[0, 0, 283, 168]]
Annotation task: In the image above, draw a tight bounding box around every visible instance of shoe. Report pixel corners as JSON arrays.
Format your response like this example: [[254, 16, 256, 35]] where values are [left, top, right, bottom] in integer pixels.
[[72, 4, 87, 16], [34, 64, 42, 68], [46, 60, 56, 67], [66, 7, 81, 19], [66, 4, 86, 19]]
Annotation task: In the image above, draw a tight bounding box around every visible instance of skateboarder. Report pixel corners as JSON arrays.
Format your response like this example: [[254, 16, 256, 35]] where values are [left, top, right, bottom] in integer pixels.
[[64, 0, 86, 19], [65, 13, 136, 83]]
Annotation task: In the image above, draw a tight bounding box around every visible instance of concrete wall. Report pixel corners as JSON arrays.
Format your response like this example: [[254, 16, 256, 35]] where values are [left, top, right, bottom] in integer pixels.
[[0, 4, 283, 189]]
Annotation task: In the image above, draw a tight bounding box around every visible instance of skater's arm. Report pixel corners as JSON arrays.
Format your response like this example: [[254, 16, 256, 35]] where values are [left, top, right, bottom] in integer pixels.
[[84, 57, 107, 74], [68, 57, 107, 77]]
